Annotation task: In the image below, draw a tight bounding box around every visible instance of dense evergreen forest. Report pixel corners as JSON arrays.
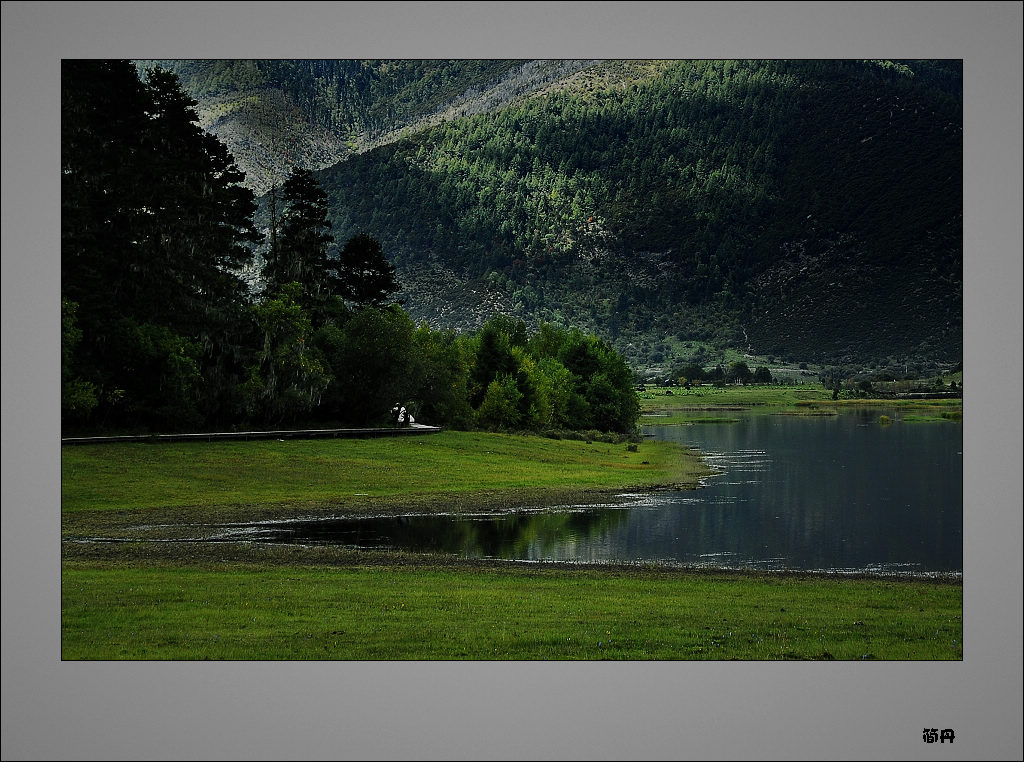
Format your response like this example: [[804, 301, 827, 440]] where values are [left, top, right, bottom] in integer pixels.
[[61, 60, 641, 436], [149, 58, 962, 377]]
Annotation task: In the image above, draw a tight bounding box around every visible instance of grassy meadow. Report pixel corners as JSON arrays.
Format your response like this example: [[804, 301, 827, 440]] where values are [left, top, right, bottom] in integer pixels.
[[62, 558, 962, 660], [61, 431, 709, 527]]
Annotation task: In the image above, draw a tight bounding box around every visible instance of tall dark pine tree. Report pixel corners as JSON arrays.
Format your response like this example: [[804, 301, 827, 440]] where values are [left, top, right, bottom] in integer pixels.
[[61, 60, 262, 430], [62, 60, 154, 334], [140, 65, 262, 337], [337, 232, 400, 307], [265, 167, 339, 303]]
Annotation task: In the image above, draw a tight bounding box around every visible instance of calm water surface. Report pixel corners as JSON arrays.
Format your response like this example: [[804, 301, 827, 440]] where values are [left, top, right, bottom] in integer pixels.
[[223, 409, 963, 574]]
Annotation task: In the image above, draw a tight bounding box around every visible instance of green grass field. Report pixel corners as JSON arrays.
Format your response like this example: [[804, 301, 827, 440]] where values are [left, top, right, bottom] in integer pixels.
[[61, 559, 962, 660], [62, 431, 710, 520]]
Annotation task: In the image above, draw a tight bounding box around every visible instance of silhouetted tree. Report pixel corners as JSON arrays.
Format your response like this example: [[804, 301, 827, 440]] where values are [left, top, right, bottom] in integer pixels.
[[265, 167, 339, 305], [337, 232, 400, 307], [62, 60, 260, 430]]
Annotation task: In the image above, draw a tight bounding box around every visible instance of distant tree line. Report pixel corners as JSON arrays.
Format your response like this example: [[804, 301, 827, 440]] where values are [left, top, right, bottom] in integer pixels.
[[664, 360, 773, 388], [61, 61, 640, 437]]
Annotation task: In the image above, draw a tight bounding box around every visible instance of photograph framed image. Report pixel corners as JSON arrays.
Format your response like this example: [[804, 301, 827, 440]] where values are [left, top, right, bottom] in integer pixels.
[[4, 2, 1021, 760]]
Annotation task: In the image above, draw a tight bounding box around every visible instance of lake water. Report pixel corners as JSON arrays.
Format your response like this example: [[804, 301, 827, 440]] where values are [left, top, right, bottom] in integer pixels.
[[222, 409, 963, 574]]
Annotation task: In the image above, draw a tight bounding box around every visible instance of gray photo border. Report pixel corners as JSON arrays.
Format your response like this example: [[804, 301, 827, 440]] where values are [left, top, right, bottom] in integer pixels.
[[3, 1, 1022, 760]]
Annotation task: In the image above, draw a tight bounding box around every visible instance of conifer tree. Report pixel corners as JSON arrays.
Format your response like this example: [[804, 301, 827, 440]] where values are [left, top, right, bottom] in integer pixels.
[[337, 232, 400, 307], [62, 60, 154, 331], [265, 167, 339, 303], [61, 60, 261, 429], [139, 65, 261, 336]]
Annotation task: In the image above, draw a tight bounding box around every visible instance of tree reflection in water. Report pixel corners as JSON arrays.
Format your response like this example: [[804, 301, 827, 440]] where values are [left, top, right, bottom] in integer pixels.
[[233, 506, 632, 560]]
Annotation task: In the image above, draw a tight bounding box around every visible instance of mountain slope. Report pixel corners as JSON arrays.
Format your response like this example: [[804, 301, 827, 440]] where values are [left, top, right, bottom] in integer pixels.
[[134, 59, 594, 194], [145, 58, 963, 373]]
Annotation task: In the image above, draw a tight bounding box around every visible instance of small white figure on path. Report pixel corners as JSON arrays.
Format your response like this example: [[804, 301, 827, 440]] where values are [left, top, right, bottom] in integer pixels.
[[391, 404, 415, 426]]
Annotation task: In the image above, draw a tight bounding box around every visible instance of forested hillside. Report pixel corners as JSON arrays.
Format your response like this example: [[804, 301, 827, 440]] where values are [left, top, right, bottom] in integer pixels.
[[134, 58, 962, 377], [136, 59, 584, 194]]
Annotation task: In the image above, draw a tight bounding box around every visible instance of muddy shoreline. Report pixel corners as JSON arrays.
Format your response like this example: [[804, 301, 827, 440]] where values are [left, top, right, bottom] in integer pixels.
[[62, 483, 690, 538], [60, 482, 961, 584], [62, 480, 962, 584], [61, 535, 962, 584]]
